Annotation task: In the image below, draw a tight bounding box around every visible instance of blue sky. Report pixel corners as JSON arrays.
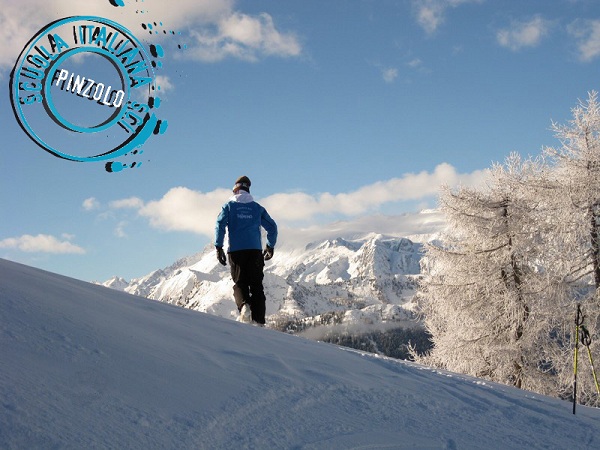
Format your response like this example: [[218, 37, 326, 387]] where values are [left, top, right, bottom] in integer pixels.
[[2, 0, 600, 282]]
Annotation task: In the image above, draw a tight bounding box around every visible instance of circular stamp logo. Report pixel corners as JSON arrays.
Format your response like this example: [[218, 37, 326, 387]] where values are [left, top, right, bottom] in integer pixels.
[[10, 16, 167, 170]]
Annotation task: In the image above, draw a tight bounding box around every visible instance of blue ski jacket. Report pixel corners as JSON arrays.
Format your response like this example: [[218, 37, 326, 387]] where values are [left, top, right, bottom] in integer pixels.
[[214, 192, 278, 253]]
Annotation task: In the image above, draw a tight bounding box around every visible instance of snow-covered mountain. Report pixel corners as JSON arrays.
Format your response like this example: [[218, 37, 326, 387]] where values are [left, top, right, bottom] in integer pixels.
[[3, 257, 600, 449], [99, 275, 129, 291], [105, 233, 425, 329]]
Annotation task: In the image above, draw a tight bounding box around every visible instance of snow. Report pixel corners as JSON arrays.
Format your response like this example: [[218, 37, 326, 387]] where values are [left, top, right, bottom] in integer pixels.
[[1, 258, 600, 449]]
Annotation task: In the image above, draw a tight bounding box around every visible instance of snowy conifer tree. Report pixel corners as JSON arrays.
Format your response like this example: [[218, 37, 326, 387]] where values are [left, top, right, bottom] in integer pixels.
[[416, 154, 566, 394], [417, 94, 600, 405], [544, 92, 600, 293], [542, 92, 600, 405]]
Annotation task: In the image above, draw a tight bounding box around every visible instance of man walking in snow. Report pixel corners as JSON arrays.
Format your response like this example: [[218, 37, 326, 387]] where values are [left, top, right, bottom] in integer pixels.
[[214, 176, 278, 325]]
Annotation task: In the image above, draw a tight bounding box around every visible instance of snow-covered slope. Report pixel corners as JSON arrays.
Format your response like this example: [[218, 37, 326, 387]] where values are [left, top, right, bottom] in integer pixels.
[[1, 258, 599, 449], [119, 234, 424, 327]]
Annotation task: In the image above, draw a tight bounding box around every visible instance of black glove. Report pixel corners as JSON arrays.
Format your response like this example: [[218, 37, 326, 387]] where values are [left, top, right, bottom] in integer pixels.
[[263, 245, 274, 261], [216, 246, 227, 266]]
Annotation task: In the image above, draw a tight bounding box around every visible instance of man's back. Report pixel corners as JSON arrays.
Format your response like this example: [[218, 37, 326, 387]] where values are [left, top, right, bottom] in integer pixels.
[[215, 191, 277, 253]]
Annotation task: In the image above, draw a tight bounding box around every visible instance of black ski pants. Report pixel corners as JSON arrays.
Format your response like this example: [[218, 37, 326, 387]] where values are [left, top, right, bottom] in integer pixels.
[[228, 249, 266, 324]]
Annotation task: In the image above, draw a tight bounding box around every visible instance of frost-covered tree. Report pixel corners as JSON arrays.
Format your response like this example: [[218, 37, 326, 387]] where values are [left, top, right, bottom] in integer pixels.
[[542, 92, 600, 404], [417, 94, 600, 405], [416, 154, 565, 394], [545, 92, 600, 295]]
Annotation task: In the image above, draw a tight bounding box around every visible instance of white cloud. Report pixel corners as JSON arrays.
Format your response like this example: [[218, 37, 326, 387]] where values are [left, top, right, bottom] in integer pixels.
[[567, 19, 600, 61], [0, 0, 300, 69], [188, 12, 301, 62], [382, 68, 398, 83], [82, 197, 100, 211], [0, 234, 85, 254], [277, 210, 447, 250], [496, 15, 551, 51], [415, 1, 445, 35], [114, 221, 128, 238], [405, 57, 431, 75], [260, 163, 489, 223], [154, 75, 174, 93], [413, 0, 482, 35], [109, 197, 145, 209], [116, 164, 488, 240], [407, 58, 423, 69], [137, 187, 231, 236], [0, 2, 53, 69]]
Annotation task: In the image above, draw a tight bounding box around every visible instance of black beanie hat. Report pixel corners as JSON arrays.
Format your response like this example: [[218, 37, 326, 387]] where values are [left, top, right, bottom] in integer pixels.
[[233, 175, 251, 192]]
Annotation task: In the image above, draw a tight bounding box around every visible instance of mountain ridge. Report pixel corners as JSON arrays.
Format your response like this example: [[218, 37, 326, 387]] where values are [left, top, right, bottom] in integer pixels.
[[99, 233, 426, 328]]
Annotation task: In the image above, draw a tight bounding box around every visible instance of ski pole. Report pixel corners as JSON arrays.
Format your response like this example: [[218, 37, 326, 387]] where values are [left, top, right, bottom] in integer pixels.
[[580, 324, 600, 396], [573, 304, 583, 414]]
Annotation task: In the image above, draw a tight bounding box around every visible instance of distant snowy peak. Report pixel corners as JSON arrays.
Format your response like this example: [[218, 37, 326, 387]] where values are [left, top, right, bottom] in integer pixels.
[[276, 234, 422, 282], [306, 237, 362, 252], [96, 276, 129, 291], [125, 269, 166, 298], [352, 235, 422, 279], [123, 250, 207, 298], [163, 251, 206, 274]]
